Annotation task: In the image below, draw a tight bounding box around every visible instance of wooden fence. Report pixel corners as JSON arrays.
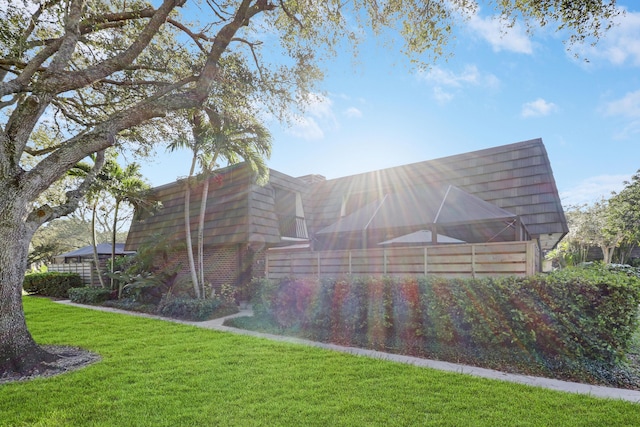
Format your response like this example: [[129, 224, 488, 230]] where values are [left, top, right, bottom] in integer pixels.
[[266, 241, 540, 280], [48, 262, 97, 286]]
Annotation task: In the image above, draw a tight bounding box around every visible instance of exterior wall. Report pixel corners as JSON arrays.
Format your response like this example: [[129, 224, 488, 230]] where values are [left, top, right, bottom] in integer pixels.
[[163, 244, 266, 295], [266, 241, 540, 280]]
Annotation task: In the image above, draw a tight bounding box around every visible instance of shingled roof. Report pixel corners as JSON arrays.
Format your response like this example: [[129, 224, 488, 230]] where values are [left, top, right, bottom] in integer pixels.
[[307, 138, 568, 251], [125, 162, 310, 250], [126, 138, 567, 253]]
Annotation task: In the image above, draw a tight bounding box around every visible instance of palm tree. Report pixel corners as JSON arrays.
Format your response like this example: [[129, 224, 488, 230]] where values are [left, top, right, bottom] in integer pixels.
[[71, 153, 111, 288], [103, 162, 154, 294], [169, 108, 272, 298], [72, 155, 153, 290]]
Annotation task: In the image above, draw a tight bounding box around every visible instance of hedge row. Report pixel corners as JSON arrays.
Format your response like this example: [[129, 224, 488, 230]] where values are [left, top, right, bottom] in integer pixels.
[[68, 287, 113, 304], [252, 265, 640, 365], [23, 272, 83, 298], [157, 297, 238, 321]]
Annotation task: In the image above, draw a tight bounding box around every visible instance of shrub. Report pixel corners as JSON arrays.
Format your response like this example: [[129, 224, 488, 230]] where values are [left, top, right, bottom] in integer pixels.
[[108, 233, 185, 300], [252, 277, 319, 330], [236, 278, 260, 303], [23, 272, 83, 298], [157, 297, 238, 321], [251, 277, 278, 321], [68, 287, 113, 304], [102, 298, 157, 314], [251, 267, 640, 368]]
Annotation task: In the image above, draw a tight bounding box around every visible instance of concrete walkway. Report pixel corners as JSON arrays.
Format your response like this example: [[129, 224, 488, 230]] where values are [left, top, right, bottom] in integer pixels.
[[56, 300, 640, 403]]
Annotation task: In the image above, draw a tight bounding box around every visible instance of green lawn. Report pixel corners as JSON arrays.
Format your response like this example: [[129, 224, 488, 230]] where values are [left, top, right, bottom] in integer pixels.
[[1, 298, 639, 426]]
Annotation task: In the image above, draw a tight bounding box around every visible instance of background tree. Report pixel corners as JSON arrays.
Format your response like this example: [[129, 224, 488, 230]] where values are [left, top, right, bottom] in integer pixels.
[[609, 170, 640, 264], [0, 0, 621, 378], [575, 199, 625, 264], [29, 215, 127, 265], [551, 199, 627, 267]]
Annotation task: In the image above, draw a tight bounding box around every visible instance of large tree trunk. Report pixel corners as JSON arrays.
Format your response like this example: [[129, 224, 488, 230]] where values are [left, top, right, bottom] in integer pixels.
[[0, 202, 58, 377]]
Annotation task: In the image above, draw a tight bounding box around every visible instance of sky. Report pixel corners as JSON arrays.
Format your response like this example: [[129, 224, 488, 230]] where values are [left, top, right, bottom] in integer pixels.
[[139, 1, 640, 209]]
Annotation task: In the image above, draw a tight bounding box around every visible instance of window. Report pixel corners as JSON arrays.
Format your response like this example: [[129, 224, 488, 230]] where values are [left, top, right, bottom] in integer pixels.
[[274, 187, 308, 239]]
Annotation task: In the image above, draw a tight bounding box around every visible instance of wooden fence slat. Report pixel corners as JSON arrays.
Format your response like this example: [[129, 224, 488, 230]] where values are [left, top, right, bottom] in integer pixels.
[[265, 241, 539, 279]]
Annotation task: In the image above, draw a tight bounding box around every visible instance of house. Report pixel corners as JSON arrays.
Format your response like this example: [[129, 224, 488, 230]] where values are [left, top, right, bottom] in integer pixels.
[[49, 243, 135, 285], [53, 243, 135, 264], [125, 138, 568, 288], [125, 164, 311, 289]]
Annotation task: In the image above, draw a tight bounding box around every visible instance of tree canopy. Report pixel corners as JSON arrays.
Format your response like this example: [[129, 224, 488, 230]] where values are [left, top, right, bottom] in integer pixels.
[[550, 171, 640, 267]]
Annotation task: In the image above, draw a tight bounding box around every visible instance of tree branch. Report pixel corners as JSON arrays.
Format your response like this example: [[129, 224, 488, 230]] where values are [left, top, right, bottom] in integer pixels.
[[167, 18, 208, 53], [232, 37, 265, 81], [49, 0, 182, 94], [278, 0, 303, 29], [27, 150, 106, 228]]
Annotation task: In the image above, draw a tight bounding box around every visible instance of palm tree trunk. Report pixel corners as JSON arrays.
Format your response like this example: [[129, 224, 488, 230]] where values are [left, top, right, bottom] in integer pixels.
[[198, 176, 209, 297], [111, 199, 120, 295], [91, 200, 106, 288], [184, 178, 200, 298]]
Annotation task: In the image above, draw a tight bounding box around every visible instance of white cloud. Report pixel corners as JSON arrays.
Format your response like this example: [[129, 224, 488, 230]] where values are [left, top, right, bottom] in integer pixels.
[[467, 13, 533, 54], [603, 90, 640, 118], [284, 93, 365, 139], [286, 92, 339, 140], [287, 115, 324, 140], [433, 87, 454, 104], [343, 107, 363, 119], [601, 90, 640, 139], [421, 64, 480, 87], [577, 9, 640, 66], [521, 98, 558, 118], [560, 174, 631, 207], [418, 65, 499, 103], [304, 93, 337, 123]]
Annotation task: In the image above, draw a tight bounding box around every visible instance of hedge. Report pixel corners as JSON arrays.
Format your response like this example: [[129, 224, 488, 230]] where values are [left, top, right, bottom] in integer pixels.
[[23, 272, 83, 298], [157, 297, 238, 321], [68, 287, 113, 304], [251, 265, 640, 365]]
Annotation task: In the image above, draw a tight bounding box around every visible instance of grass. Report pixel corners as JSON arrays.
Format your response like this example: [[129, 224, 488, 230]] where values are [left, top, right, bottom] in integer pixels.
[[1, 298, 639, 426], [225, 315, 640, 389]]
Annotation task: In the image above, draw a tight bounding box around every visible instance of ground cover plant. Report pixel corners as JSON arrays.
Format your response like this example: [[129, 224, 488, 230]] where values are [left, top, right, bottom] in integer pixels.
[[0, 297, 639, 426], [227, 265, 640, 389]]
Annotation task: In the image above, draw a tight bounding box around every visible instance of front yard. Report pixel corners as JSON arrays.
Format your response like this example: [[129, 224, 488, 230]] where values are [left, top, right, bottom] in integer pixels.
[[0, 297, 638, 426]]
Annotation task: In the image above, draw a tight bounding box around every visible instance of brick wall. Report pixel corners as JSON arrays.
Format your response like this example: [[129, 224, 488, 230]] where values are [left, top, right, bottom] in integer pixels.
[[202, 245, 239, 291], [160, 244, 268, 297]]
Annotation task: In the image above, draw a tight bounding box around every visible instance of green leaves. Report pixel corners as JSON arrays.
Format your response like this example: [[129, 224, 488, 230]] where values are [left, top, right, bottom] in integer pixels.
[[250, 266, 640, 382]]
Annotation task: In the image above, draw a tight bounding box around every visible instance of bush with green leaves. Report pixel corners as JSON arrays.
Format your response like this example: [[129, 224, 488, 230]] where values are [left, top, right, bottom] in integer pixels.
[[157, 297, 238, 321], [251, 265, 640, 368], [252, 277, 320, 331], [23, 272, 83, 298], [108, 233, 186, 302], [68, 287, 113, 304]]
